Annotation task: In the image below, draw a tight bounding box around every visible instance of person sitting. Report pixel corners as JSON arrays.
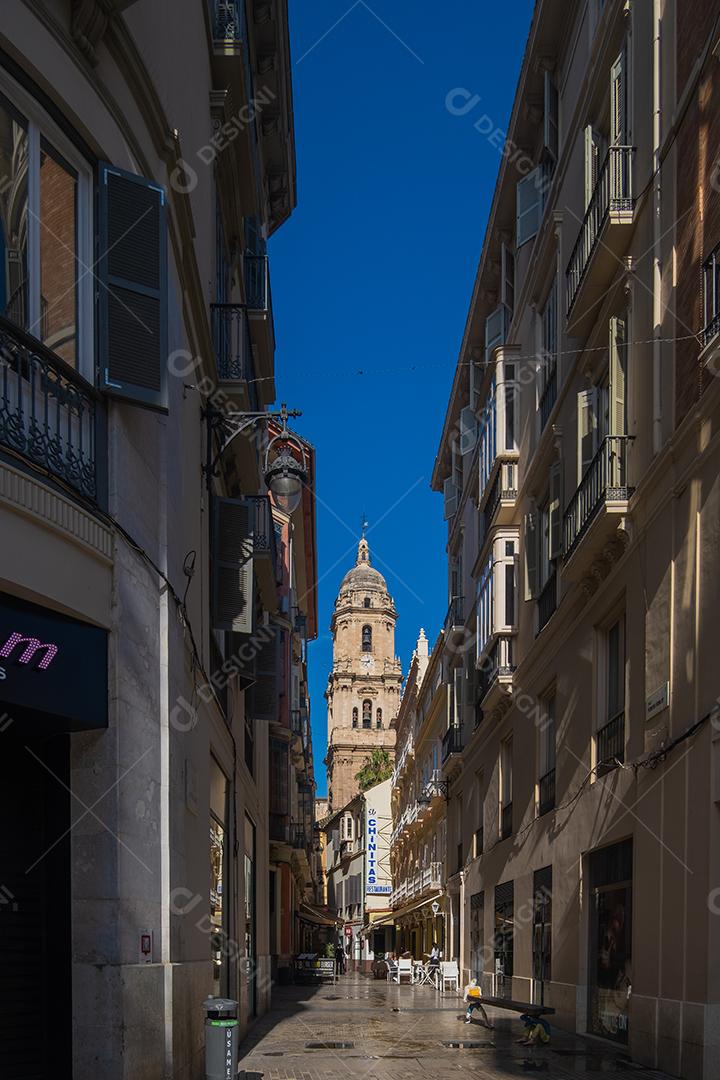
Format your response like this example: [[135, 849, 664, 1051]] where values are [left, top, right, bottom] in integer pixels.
[[517, 1014, 551, 1046], [427, 942, 441, 972], [463, 979, 491, 1027]]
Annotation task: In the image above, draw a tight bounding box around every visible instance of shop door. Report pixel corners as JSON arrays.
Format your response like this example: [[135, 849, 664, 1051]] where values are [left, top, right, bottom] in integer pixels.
[[531, 867, 552, 1006], [588, 839, 632, 1043], [244, 815, 257, 1017], [470, 891, 485, 984], [493, 881, 514, 999], [0, 736, 71, 1079]]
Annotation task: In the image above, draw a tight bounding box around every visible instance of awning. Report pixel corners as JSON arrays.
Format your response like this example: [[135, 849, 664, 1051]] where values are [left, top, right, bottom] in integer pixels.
[[371, 892, 442, 927], [298, 902, 342, 927]]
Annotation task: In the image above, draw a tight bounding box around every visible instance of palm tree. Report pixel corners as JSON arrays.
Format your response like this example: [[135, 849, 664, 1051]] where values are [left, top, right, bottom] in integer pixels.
[[354, 748, 393, 792]]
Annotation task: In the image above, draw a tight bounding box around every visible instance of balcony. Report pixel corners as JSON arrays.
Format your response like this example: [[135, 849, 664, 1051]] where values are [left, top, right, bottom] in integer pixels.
[[538, 769, 555, 816], [444, 595, 465, 648], [391, 862, 444, 909], [597, 711, 625, 775], [441, 725, 464, 764], [244, 254, 276, 397], [482, 459, 517, 537], [0, 316, 105, 504], [566, 145, 635, 336], [290, 822, 309, 851], [537, 571, 557, 634], [210, 304, 259, 410], [477, 635, 515, 712], [563, 436, 633, 579]]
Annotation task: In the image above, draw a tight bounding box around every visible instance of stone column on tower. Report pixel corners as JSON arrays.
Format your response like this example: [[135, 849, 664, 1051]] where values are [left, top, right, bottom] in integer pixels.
[[324, 537, 401, 811]]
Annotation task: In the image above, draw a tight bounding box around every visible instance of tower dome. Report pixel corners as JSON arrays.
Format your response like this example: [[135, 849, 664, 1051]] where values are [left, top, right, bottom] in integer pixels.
[[339, 538, 387, 594]]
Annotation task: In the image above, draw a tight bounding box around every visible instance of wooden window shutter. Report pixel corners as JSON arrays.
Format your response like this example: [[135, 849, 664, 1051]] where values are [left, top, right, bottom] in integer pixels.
[[543, 71, 559, 162], [577, 388, 599, 483], [500, 243, 515, 314], [249, 628, 280, 722], [485, 304, 508, 363], [98, 164, 168, 410], [516, 166, 544, 248], [213, 497, 254, 633], [443, 477, 459, 520], [548, 461, 563, 561], [609, 315, 627, 436], [610, 45, 628, 146], [460, 405, 478, 456], [584, 126, 607, 209], [524, 507, 539, 600]]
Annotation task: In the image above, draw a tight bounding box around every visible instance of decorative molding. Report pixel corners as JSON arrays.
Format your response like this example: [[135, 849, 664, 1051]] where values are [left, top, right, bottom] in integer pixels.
[[71, 0, 140, 65], [0, 461, 113, 561]]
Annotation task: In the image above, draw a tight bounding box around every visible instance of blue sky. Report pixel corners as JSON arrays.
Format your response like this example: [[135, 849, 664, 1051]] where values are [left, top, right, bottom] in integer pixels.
[[270, 0, 534, 795]]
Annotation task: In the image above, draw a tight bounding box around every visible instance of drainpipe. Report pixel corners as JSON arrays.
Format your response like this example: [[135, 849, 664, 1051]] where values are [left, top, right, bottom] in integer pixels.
[[652, 0, 663, 454]]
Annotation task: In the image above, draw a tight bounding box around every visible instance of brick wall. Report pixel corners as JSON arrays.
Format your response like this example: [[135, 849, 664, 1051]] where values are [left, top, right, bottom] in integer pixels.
[[675, 0, 720, 426]]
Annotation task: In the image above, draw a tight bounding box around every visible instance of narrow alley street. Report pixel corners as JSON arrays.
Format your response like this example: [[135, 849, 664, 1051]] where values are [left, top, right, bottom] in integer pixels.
[[237, 974, 672, 1080]]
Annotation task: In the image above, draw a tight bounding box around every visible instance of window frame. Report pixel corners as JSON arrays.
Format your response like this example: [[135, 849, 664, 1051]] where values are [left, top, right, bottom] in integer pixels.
[[0, 67, 94, 381]]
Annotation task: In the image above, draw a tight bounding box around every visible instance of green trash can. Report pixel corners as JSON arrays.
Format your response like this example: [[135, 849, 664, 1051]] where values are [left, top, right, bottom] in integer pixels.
[[203, 997, 238, 1080]]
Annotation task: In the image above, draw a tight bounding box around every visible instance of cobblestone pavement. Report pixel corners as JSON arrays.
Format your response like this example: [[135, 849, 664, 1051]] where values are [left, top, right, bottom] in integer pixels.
[[238, 973, 673, 1080]]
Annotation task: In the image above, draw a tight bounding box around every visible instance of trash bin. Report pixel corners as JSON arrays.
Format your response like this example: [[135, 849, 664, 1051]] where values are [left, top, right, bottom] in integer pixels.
[[203, 997, 239, 1080]]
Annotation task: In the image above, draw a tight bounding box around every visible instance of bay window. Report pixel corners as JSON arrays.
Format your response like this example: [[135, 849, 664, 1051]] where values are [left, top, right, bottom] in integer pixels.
[[478, 358, 519, 501], [476, 533, 517, 661]]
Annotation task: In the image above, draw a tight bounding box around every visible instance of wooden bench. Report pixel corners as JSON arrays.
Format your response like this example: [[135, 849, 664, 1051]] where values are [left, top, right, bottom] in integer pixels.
[[465, 994, 554, 1029]]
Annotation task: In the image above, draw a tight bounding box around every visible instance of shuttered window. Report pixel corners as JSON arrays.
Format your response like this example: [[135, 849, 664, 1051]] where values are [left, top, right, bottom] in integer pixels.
[[248, 627, 280, 723], [98, 164, 168, 410], [212, 498, 254, 634]]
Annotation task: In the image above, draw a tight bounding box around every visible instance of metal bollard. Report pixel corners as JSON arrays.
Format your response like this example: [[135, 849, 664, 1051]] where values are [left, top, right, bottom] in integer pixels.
[[203, 997, 239, 1080]]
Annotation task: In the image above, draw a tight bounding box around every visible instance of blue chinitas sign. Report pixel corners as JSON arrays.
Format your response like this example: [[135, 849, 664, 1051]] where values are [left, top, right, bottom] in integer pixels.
[[0, 592, 108, 732]]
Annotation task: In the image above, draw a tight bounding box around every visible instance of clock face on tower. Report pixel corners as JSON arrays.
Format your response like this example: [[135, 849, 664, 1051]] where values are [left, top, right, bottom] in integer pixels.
[[360, 654, 374, 674]]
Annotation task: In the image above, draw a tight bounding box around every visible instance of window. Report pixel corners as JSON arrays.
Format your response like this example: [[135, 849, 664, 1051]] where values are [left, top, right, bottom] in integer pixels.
[[703, 245, 720, 345], [0, 82, 92, 375], [598, 615, 626, 771], [376, 708, 382, 729], [500, 737, 513, 839], [540, 277, 558, 397], [352, 707, 358, 729], [362, 625, 372, 653], [363, 597, 371, 608], [532, 867, 552, 1004], [485, 304, 510, 363], [543, 71, 559, 163], [516, 166, 548, 248], [494, 881, 514, 997], [477, 535, 517, 660], [362, 700, 372, 729], [538, 694, 556, 814], [474, 771, 484, 857], [210, 759, 230, 996]]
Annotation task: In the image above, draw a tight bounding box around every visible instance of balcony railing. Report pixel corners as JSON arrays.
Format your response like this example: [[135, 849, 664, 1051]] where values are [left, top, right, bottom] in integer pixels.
[[483, 460, 517, 535], [444, 595, 464, 634], [563, 436, 633, 558], [538, 769, 556, 816], [500, 801, 513, 840], [442, 725, 464, 763], [211, 0, 244, 41], [537, 571, 557, 634], [210, 303, 258, 403], [538, 362, 557, 432], [290, 823, 309, 851], [478, 634, 515, 702], [566, 145, 635, 315], [245, 253, 271, 312], [269, 813, 288, 843], [0, 315, 104, 503], [597, 711, 625, 772]]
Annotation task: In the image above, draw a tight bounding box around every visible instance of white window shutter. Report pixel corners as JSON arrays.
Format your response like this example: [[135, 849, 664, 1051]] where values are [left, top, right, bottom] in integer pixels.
[[443, 477, 459, 520], [548, 461, 563, 561], [610, 45, 628, 145], [524, 508, 539, 600], [500, 243, 515, 314], [543, 72, 559, 161], [485, 304, 508, 363], [213, 498, 254, 633], [460, 405, 478, 455], [516, 166, 544, 248], [577, 388, 599, 483], [609, 315, 627, 436], [584, 126, 607, 209]]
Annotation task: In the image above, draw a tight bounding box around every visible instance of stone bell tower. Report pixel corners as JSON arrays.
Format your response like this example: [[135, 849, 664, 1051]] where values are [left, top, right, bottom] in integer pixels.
[[325, 537, 401, 811]]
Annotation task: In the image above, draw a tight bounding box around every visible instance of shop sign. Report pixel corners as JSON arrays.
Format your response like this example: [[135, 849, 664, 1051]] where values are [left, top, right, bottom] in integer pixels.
[[0, 592, 108, 731], [366, 807, 390, 895], [646, 682, 669, 721]]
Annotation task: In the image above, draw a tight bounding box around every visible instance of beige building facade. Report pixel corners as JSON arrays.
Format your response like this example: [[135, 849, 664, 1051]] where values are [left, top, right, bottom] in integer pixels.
[[325, 538, 400, 811], [430, 2, 720, 1078]]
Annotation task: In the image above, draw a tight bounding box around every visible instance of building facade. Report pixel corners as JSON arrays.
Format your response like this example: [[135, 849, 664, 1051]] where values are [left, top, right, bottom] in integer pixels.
[[325, 538, 400, 811], [389, 630, 448, 957], [0, 2, 316, 1078], [431, 2, 720, 1078]]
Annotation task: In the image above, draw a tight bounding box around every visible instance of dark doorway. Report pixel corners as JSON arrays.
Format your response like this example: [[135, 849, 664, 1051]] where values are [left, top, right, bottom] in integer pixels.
[[0, 735, 72, 1078]]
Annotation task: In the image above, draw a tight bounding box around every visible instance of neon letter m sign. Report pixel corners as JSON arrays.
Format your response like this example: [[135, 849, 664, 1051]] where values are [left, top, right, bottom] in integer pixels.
[[0, 632, 59, 670]]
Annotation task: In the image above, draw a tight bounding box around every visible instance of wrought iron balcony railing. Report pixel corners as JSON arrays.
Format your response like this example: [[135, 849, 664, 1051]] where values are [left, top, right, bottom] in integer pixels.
[[478, 634, 515, 702], [0, 315, 104, 503], [563, 436, 633, 558], [566, 145, 634, 315], [245, 254, 271, 312], [538, 362, 557, 433], [597, 711, 625, 773], [210, 303, 258, 405], [483, 460, 517, 536], [538, 769, 556, 816], [444, 595, 464, 634], [441, 724, 464, 763], [211, 0, 245, 41], [537, 571, 557, 634], [290, 822, 309, 851]]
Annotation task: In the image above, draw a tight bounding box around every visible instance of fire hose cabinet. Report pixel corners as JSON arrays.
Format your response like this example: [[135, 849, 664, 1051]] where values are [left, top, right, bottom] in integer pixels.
[[203, 997, 239, 1080]]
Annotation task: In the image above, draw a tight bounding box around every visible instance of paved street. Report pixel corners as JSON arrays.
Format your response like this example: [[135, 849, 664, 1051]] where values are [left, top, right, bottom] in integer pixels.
[[238, 974, 672, 1080]]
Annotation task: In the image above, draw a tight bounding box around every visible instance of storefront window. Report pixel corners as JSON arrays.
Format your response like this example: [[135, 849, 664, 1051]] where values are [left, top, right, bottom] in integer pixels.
[[493, 880, 514, 998], [245, 814, 257, 1016], [470, 891, 485, 984], [588, 839, 632, 1043], [210, 759, 229, 997]]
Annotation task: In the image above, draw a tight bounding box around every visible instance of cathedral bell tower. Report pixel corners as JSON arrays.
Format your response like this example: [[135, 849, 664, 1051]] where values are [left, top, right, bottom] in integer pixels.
[[325, 537, 401, 811]]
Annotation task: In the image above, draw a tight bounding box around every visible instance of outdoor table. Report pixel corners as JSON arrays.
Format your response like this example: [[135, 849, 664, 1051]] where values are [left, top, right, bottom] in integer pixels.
[[414, 962, 437, 987]]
